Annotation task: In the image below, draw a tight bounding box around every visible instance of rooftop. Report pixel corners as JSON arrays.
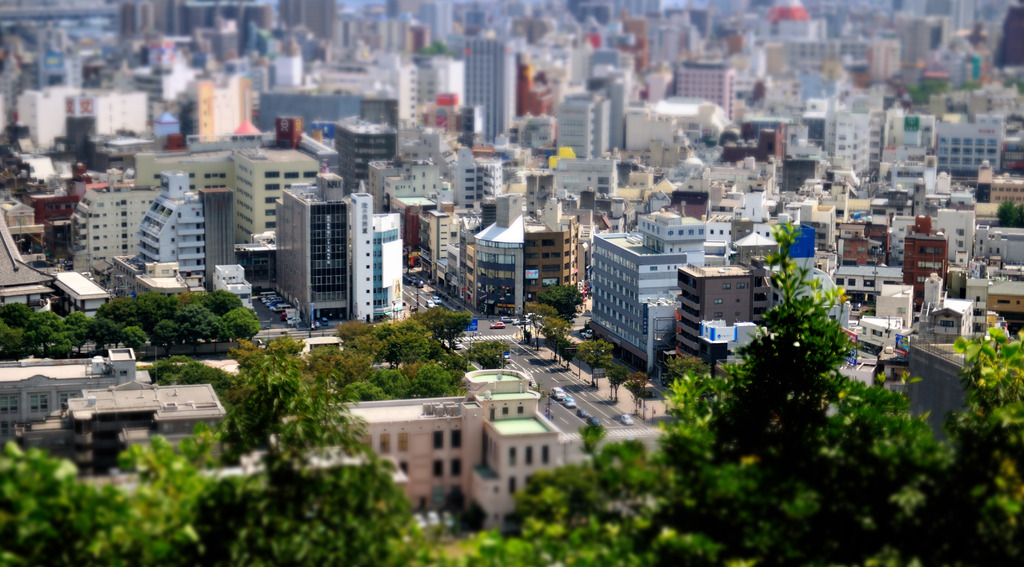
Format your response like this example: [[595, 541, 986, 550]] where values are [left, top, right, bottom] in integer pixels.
[[54, 271, 109, 299], [350, 396, 465, 423], [67, 383, 224, 421], [490, 418, 552, 436], [681, 264, 752, 278], [599, 233, 659, 255]]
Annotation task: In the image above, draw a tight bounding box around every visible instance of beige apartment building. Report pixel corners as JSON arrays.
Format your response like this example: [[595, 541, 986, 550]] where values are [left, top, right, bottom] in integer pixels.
[[350, 369, 565, 530], [72, 176, 160, 278]]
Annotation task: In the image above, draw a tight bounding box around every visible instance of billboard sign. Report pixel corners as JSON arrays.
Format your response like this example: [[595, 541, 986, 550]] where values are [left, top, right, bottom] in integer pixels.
[[465, 318, 478, 332], [895, 334, 910, 356], [43, 52, 63, 70], [525, 269, 539, 279], [904, 116, 920, 132], [842, 328, 858, 365]]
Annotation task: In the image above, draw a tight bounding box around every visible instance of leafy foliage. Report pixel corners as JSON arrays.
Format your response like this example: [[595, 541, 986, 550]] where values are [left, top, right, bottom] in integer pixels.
[[998, 200, 1024, 228], [578, 339, 613, 387], [537, 284, 584, 322], [415, 308, 472, 350], [465, 339, 507, 369]]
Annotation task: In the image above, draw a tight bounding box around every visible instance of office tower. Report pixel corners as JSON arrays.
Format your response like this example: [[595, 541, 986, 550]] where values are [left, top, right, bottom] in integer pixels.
[[557, 93, 610, 159], [464, 37, 516, 143], [674, 61, 736, 120], [419, 1, 453, 41], [1003, 2, 1024, 67], [336, 118, 398, 195]]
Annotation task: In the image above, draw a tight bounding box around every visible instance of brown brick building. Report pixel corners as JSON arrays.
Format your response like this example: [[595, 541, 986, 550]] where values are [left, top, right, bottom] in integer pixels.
[[523, 210, 579, 303], [902, 216, 948, 309], [676, 264, 771, 357]]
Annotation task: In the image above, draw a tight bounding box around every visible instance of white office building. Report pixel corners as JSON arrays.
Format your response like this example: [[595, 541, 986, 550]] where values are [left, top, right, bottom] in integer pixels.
[[212, 265, 253, 309], [454, 147, 503, 209], [557, 92, 610, 160], [936, 114, 1005, 177], [136, 172, 207, 289]]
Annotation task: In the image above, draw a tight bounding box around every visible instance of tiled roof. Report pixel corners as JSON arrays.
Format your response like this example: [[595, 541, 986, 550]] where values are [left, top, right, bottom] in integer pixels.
[[0, 215, 54, 290]]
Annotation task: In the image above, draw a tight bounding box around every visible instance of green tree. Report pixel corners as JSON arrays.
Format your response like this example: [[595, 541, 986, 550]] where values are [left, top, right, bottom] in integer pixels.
[[624, 371, 649, 415], [465, 339, 507, 369], [524, 302, 558, 349], [537, 285, 584, 322], [222, 308, 260, 341], [121, 325, 148, 352], [343, 380, 389, 401], [63, 311, 91, 355], [175, 303, 220, 352], [95, 297, 139, 328], [577, 339, 613, 387], [663, 354, 711, 387], [409, 363, 462, 398], [368, 368, 411, 399], [374, 319, 438, 368], [150, 319, 179, 356], [541, 316, 572, 364], [607, 362, 628, 401], [201, 290, 244, 317], [997, 200, 1024, 228], [154, 356, 237, 407], [0, 302, 33, 328], [24, 311, 71, 358], [418, 40, 448, 55], [0, 320, 25, 359], [134, 292, 179, 334], [89, 317, 123, 353], [416, 308, 472, 350]]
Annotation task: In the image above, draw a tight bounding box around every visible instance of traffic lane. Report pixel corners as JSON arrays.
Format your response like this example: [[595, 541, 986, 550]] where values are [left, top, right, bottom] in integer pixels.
[[510, 351, 631, 430]]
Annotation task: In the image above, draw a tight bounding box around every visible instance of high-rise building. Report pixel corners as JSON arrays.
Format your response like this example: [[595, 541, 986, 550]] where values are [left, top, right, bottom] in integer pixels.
[[1003, 4, 1024, 67], [675, 264, 771, 358], [464, 37, 517, 142], [136, 172, 208, 289], [902, 216, 949, 310], [277, 174, 350, 324], [674, 61, 736, 120], [557, 92, 610, 159], [418, 1, 453, 41], [278, 0, 337, 41], [336, 119, 398, 195], [454, 147, 503, 208], [72, 175, 160, 278]]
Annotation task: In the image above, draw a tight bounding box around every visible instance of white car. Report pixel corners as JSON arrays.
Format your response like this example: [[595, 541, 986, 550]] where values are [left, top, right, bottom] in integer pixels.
[[551, 387, 566, 401], [619, 414, 634, 426], [426, 300, 436, 309]]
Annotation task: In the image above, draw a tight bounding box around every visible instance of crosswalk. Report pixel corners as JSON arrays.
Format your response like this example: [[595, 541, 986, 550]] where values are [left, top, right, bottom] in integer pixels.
[[559, 424, 660, 441], [461, 333, 520, 343]]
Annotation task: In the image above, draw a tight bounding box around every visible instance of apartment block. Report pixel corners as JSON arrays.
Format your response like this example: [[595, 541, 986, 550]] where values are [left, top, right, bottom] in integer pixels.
[[902, 216, 949, 310], [676, 264, 771, 358], [72, 175, 159, 278]]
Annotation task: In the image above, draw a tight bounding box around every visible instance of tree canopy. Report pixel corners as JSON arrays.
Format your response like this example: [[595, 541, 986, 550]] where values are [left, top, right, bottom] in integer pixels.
[[537, 285, 584, 322]]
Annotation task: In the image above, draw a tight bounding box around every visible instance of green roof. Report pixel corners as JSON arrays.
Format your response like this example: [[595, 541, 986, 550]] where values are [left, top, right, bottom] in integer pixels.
[[466, 370, 526, 385], [489, 392, 536, 401], [491, 418, 552, 436]]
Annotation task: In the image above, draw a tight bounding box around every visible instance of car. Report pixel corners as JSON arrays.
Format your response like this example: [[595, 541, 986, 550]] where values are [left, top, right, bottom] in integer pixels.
[[576, 407, 589, 418], [580, 329, 594, 339], [490, 321, 506, 329], [453, 341, 466, 351], [426, 300, 436, 309], [550, 387, 566, 401], [432, 295, 441, 302], [619, 414, 635, 426], [586, 416, 601, 427], [528, 378, 537, 389], [563, 396, 577, 408]]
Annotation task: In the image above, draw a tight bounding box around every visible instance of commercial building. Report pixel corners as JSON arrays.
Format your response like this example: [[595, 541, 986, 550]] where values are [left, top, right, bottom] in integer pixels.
[[523, 201, 579, 303], [935, 115, 1005, 178], [231, 147, 319, 241], [0, 349, 138, 444], [357, 207, 404, 321], [52, 272, 110, 317], [350, 369, 563, 530], [673, 61, 736, 120], [454, 147, 503, 209], [473, 195, 525, 316], [554, 157, 618, 196], [675, 264, 771, 359], [337, 118, 399, 195], [556, 92, 610, 160], [277, 174, 350, 324], [464, 37, 517, 142], [592, 212, 707, 372], [902, 216, 949, 310], [19, 381, 225, 475]]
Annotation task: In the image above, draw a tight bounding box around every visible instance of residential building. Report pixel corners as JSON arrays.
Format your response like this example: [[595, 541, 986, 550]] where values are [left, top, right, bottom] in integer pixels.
[[277, 174, 350, 324], [423, 208, 456, 284], [875, 284, 915, 321], [72, 174, 159, 278], [902, 216, 949, 309], [464, 37, 516, 142], [935, 208, 975, 264], [975, 224, 1024, 264], [833, 265, 905, 306], [337, 118, 399, 195], [920, 297, 974, 343], [838, 221, 889, 266], [673, 61, 736, 120], [554, 157, 618, 196], [592, 212, 707, 372], [0, 349, 138, 444], [676, 264, 771, 360], [19, 382, 225, 475], [988, 281, 1024, 333], [368, 159, 443, 213], [135, 172, 208, 289], [364, 211, 404, 321], [212, 265, 253, 310], [557, 92, 610, 160]]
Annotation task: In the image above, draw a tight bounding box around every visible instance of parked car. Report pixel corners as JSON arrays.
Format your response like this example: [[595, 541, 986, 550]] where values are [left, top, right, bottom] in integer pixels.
[[500, 316, 513, 323], [551, 387, 566, 401], [580, 329, 594, 339], [586, 416, 601, 427], [563, 396, 577, 408], [490, 321, 506, 329], [619, 414, 634, 426], [576, 407, 589, 418]]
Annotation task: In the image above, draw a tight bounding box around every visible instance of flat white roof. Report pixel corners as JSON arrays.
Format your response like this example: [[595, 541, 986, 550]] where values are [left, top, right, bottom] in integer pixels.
[[54, 271, 110, 299]]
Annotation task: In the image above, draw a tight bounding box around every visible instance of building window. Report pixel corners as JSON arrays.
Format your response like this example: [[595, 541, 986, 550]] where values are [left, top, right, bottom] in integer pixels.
[[451, 458, 462, 476], [433, 430, 444, 449], [526, 446, 533, 465], [451, 429, 461, 448], [714, 312, 723, 318], [433, 459, 443, 477], [509, 447, 517, 466], [714, 298, 724, 304], [502, 406, 509, 415], [509, 476, 517, 494], [939, 320, 955, 328], [29, 394, 48, 412], [517, 406, 524, 414], [0, 395, 17, 413], [541, 445, 549, 464], [397, 432, 409, 451], [379, 433, 391, 453], [284, 171, 300, 179], [265, 171, 280, 178], [722, 283, 731, 290]]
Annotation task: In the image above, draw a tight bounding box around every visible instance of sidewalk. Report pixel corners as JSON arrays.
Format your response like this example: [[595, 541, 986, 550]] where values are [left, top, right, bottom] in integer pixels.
[[531, 342, 670, 426]]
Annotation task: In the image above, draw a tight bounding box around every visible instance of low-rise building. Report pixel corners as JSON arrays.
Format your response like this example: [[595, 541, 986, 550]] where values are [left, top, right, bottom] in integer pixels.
[[52, 272, 110, 316], [212, 265, 253, 309]]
